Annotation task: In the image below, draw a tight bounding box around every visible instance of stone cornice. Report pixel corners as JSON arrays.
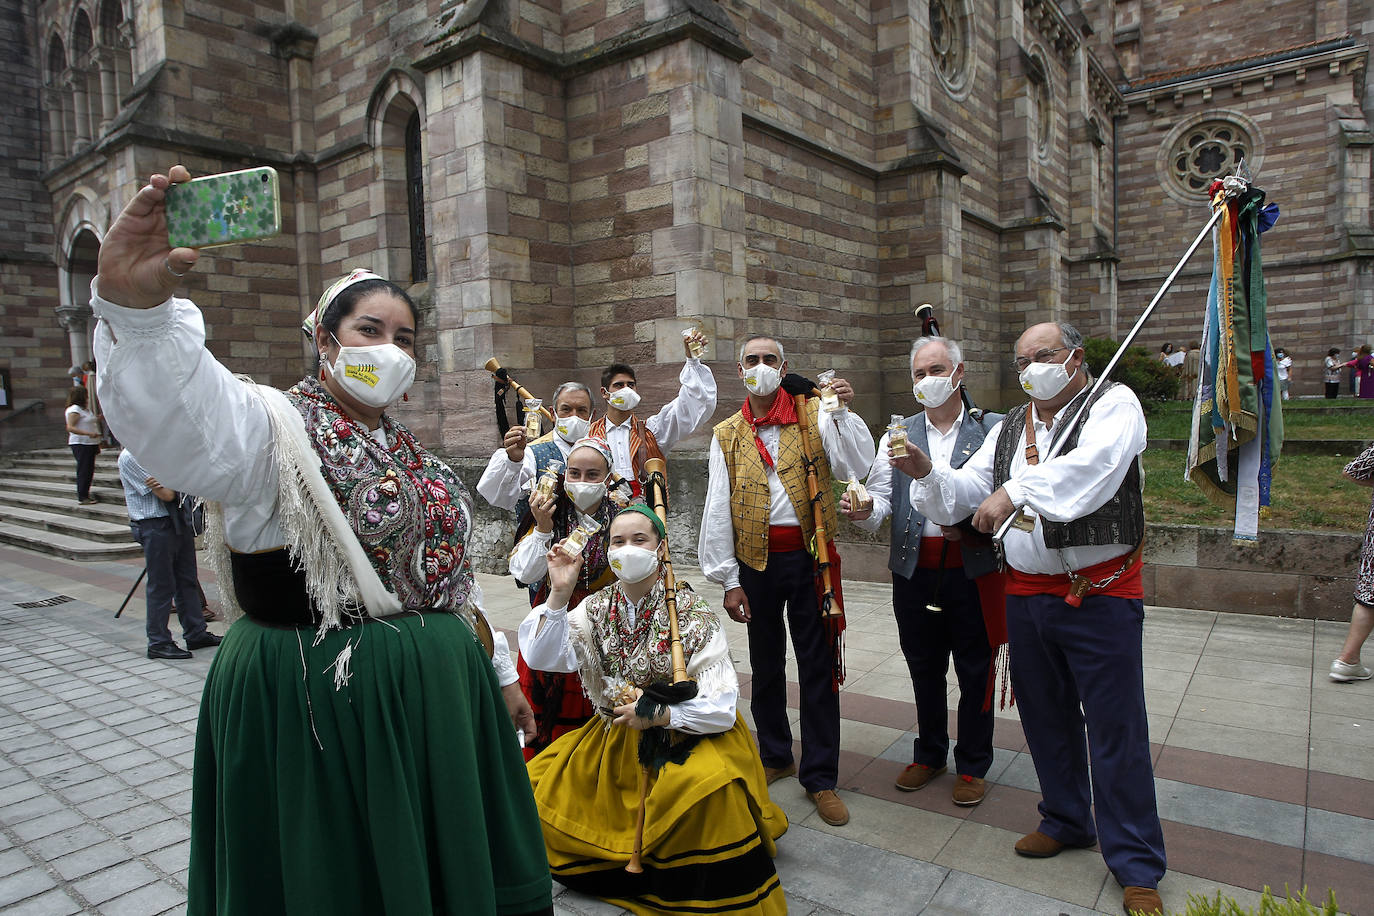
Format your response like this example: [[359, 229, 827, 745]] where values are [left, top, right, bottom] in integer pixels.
[[415, 5, 751, 77], [1024, 0, 1081, 69], [743, 111, 966, 180], [1085, 48, 1125, 117], [1121, 37, 1367, 110]]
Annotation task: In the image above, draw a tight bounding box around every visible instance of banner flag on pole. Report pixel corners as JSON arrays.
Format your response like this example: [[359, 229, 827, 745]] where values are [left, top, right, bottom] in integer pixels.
[[1185, 178, 1283, 543]]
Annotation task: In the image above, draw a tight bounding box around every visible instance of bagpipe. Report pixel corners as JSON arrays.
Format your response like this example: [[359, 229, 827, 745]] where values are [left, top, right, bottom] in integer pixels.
[[625, 457, 698, 874], [484, 357, 554, 435]]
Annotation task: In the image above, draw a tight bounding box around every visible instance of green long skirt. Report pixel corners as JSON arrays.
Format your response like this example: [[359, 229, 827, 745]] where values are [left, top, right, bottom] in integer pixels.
[[187, 615, 552, 915]]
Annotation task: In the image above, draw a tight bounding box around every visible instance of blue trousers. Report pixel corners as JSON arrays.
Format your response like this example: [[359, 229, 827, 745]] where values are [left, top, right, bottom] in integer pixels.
[[1006, 592, 1166, 889], [739, 549, 840, 792], [893, 567, 994, 777], [130, 516, 208, 650]]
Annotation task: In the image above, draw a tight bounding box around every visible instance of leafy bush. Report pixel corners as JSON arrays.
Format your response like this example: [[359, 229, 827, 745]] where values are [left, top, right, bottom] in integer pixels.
[[1083, 337, 1179, 410], [1170, 887, 1338, 916]]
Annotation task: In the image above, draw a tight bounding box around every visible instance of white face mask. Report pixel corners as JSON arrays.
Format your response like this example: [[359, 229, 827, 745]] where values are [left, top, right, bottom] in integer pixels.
[[608, 544, 660, 584], [554, 414, 589, 444], [324, 335, 416, 409], [606, 387, 641, 411], [1019, 355, 1079, 400], [742, 364, 781, 397], [913, 373, 957, 409], [564, 481, 606, 513]]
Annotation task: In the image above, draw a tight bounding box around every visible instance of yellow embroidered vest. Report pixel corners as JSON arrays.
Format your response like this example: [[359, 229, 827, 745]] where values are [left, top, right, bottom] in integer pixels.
[[713, 397, 839, 572]]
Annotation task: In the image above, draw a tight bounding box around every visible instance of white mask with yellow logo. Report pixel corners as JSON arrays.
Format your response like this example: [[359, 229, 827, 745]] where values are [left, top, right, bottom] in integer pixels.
[[325, 333, 416, 409]]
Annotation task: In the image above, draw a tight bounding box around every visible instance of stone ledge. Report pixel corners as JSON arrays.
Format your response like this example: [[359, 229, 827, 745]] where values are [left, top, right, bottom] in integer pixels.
[[451, 454, 1362, 620]]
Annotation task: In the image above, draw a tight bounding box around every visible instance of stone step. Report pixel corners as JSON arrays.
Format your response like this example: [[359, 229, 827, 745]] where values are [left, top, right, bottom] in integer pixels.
[[0, 504, 134, 544], [0, 519, 141, 561], [2, 465, 123, 489], [0, 483, 130, 524]]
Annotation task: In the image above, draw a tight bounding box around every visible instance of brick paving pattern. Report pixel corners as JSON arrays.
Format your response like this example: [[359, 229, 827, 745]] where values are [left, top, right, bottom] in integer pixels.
[[0, 543, 1371, 914]]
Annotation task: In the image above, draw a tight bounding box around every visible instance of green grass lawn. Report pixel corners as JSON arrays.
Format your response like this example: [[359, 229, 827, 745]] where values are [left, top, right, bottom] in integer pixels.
[[1143, 450, 1371, 531], [1145, 400, 1374, 440]]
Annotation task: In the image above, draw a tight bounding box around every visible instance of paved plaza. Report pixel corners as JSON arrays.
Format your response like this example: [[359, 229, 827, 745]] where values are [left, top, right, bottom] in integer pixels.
[[0, 542, 1371, 914]]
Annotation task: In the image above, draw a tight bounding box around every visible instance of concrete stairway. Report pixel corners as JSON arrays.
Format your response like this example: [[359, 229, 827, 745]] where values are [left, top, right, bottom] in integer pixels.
[[0, 448, 141, 560]]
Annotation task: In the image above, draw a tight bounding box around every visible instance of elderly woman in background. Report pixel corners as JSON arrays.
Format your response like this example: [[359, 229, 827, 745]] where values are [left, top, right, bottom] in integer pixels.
[[90, 165, 551, 916]]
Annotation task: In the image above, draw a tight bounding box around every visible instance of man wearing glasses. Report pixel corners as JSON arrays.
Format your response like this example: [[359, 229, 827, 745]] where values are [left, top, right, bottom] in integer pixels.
[[891, 321, 1166, 916]]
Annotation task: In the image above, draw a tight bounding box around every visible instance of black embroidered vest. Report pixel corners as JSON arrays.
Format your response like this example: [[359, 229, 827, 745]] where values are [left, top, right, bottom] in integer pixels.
[[991, 382, 1144, 549]]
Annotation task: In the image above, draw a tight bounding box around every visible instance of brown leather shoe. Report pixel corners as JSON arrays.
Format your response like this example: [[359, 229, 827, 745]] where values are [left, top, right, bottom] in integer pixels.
[[1014, 830, 1067, 858], [951, 774, 986, 807], [1122, 886, 1163, 915], [894, 763, 946, 792], [762, 763, 796, 785], [806, 789, 849, 826]]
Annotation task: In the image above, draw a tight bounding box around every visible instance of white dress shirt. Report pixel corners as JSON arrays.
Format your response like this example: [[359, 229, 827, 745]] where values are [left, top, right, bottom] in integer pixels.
[[852, 410, 964, 537], [90, 284, 518, 686], [910, 384, 1146, 575], [507, 506, 605, 586], [476, 436, 573, 512], [518, 592, 737, 734], [697, 399, 876, 591], [603, 358, 718, 479]]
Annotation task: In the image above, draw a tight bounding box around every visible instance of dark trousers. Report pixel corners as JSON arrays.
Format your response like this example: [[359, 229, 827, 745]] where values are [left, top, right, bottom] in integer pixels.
[[1326, 381, 1340, 399], [1006, 592, 1166, 889], [130, 517, 208, 649], [70, 444, 98, 500], [739, 549, 839, 792], [892, 567, 994, 777]]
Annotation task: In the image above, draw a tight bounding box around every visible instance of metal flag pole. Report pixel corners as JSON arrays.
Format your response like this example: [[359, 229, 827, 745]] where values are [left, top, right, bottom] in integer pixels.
[[993, 180, 1241, 546]]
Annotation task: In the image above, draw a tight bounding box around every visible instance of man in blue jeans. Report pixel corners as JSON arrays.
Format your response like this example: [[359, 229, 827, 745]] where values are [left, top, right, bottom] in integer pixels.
[[118, 449, 221, 660]]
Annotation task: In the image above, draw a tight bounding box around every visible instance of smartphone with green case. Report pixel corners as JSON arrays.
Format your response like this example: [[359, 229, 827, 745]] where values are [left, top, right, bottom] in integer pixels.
[[165, 166, 282, 249]]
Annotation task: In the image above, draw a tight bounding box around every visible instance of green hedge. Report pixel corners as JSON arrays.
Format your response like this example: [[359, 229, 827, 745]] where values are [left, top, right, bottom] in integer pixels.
[[1083, 338, 1179, 410]]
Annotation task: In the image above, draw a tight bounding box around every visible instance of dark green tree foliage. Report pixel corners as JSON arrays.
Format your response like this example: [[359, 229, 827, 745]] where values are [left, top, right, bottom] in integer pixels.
[[1083, 338, 1179, 410]]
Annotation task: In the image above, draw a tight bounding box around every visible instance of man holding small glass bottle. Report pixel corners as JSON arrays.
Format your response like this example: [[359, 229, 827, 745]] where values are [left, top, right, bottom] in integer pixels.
[[843, 335, 1004, 807]]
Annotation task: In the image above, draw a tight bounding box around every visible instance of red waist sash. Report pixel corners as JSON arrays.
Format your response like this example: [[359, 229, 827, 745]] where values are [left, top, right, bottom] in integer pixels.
[[768, 525, 805, 553], [1005, 550, 1143, 601], [918, 536, 963, 569]]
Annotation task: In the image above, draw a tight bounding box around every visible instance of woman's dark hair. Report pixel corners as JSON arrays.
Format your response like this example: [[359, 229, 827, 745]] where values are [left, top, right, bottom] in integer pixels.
[[65, 387, 88, 408], [1330, 347, 1341, 357], [1361, 344, 1372, 356], [318, 278, 420, 337]]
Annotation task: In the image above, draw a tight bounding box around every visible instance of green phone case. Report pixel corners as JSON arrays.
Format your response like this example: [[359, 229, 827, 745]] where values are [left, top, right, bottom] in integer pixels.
[[165, 167, 282, 249]]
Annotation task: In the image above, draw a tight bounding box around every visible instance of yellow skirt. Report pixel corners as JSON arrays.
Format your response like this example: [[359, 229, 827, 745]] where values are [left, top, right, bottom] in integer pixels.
[[527, 714, 788, 915]]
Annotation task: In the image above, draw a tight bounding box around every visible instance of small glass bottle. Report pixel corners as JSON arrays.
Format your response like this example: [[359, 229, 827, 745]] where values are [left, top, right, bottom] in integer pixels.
[[845, 477, 872, 513], [523, 398, 543, 439], [817, 369, 842, 413], [560, 516, 602, 557], [887, 415, 908, 457], [535, 460, 564, 500], [682, 327, 706, 359]]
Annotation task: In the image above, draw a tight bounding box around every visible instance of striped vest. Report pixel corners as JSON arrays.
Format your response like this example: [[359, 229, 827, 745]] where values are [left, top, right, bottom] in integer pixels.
[[712, 398, 838, 571]]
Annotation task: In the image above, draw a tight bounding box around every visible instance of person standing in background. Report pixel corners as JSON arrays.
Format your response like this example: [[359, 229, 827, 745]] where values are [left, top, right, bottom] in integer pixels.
[[1275, 348, 1293, 400], [64, 387, 101, 505], [1325, 348, 1343, 400], [1330, 442, 1374, 683], [117, 449, 220, 660]]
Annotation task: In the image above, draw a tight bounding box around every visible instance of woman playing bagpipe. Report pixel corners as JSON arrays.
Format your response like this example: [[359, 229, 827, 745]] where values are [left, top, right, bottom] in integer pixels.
[[510, 436, 624, 758], [518, 503, 788, 915]]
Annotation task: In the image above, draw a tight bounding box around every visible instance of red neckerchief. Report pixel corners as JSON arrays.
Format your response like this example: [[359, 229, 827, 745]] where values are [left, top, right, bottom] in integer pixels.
[[740, 392, 797, 468]]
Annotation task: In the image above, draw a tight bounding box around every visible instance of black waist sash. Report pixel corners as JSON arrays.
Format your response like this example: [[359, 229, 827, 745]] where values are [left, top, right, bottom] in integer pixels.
[[229, 549, 318, 627]]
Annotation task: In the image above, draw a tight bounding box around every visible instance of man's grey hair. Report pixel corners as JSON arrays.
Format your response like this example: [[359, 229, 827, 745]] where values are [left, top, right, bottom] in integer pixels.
[[1057, 321, 1084, 351], [909, 336, 963, 373], [552, 381, 593, 405], [738, 335, 786, 364]]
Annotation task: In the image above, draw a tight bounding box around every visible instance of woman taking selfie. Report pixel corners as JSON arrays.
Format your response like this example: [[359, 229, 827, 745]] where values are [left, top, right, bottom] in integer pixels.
[[91, 165, 551, 916]]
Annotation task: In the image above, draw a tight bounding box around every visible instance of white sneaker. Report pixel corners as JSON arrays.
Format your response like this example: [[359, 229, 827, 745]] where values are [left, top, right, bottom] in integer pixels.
[[1330, 659, 1372, 682]]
